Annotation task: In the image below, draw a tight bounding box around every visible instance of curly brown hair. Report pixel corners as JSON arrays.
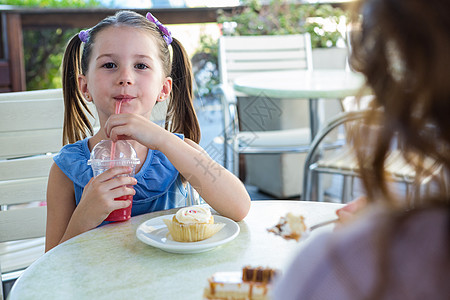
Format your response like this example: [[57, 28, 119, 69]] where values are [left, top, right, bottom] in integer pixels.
[[345, 1, 450, 297], [350, 0, 450, 204]]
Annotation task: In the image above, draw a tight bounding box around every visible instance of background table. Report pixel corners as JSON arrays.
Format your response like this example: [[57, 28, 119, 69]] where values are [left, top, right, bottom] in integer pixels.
[[234, 70, 365, 200], [233, 69, 365, 139], [9, 201, 343, 300]]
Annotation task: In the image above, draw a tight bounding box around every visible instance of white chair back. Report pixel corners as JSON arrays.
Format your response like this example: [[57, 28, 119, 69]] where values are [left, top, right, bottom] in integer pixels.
[[219, 34, 313, 85], [217, 34, 314, 197], [0, 88, 95, 293]]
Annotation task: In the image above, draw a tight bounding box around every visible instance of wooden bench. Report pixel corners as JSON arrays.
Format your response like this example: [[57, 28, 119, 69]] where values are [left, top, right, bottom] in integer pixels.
[[0, 88, 98, 293]]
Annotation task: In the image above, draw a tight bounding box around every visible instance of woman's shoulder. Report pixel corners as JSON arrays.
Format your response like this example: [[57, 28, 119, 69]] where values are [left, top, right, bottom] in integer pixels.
[[273, 205, 450, 300], [330, 205, 449, 264]]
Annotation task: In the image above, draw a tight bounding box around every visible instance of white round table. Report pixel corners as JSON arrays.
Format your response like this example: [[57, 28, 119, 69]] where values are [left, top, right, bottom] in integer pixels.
[[9, 201, 343, 300], [233, 69, 365, 138]]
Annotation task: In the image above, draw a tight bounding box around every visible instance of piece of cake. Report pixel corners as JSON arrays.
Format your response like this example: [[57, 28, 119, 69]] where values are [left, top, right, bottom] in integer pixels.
[[163, 206, 225, 242], [267, 212, 306, 241], [203, 266, 279, 300]]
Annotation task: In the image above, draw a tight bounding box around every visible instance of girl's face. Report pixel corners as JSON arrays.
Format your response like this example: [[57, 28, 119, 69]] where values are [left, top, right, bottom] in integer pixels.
[[78, 26, 171, 124]]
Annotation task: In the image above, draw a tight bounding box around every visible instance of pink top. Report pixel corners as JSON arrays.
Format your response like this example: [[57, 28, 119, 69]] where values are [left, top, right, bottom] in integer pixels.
[[272, 206, 450, 300]]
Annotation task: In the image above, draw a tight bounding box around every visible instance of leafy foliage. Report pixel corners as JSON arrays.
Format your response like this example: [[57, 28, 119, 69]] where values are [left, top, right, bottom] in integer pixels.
[[218, 0, 348, 48], [3, 0, 101, 90], [22, 28, 80, 90], [191, 34, 220, 101], [192, 0, 348, 99], [2, 0, 99, 8]]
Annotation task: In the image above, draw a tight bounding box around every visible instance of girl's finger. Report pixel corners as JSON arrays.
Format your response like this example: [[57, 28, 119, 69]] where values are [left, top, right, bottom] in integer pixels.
[[110, 199, 132, 211], [95, 166, 133, 182], [110, 185, 136, 200], [108, 124, 136, 142], [94, 177, 137, 200], [104, 114, 131, 139]]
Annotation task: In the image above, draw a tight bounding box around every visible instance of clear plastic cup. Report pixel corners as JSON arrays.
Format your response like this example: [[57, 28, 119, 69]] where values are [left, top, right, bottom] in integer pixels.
[[87, 140, 140, 222]]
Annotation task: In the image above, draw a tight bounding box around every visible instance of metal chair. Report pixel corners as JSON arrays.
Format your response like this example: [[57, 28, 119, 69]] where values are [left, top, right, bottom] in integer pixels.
[[302, 110, 444, 202], [217, 34, 314, 197]]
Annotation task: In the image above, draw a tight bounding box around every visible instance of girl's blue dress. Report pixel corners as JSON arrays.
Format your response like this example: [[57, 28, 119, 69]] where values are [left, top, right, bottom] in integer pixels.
[[53, 136, 187, 223]]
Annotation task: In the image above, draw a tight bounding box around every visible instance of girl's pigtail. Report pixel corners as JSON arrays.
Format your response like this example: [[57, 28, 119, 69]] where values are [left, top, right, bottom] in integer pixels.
[[61, 34, 94, 145], [166, 37, 201, 144]]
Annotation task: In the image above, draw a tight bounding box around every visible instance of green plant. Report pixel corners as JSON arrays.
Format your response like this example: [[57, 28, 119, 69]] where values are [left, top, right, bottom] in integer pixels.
[[218, 0, 348, 48], [191, 33, 220, 100], [192, 0, 348, 100], [4, 0, 101, 90], [23, 28, 80, 90]]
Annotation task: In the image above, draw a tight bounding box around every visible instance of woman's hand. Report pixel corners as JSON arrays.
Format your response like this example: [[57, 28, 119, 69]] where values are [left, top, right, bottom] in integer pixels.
[[336, 196, 367, 225], [71, 166, 137, 230]]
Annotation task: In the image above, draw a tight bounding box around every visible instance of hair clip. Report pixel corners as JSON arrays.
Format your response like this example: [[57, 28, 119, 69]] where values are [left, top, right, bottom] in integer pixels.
[[78, 29, 90, 43], [146, 12, 173, 45]]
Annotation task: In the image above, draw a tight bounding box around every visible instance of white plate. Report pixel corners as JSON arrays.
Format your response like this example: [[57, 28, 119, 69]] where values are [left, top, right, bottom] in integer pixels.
[[136, 215, 240, 254]]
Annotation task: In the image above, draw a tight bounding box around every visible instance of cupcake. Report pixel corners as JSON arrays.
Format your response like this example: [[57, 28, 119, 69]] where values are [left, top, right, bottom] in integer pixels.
[[163, 206, 225, 242]]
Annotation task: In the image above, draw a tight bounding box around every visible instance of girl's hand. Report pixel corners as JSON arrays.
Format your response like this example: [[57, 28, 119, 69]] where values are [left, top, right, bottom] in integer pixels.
[[104, 113, 166, 150], [72, 166, 137, 230], [336, 196, 367, 224]]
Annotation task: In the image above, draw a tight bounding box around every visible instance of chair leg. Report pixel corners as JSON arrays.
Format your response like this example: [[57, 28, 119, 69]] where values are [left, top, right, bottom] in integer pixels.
[[350, 176, 356, 202], [406, 182, 411, 202], [233, 142, 239, 177], [304, 168, 323, 201], [223, 134, 228, 169], [317, 173, 324, 202], [1, 270, 4, 300], [303, 168, 313, 201], [341, 175, 353, 203]]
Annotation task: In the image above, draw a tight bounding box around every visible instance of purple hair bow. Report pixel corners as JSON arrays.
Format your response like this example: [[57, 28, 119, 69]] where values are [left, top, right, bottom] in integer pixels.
[[146, 12, 173, 45], [78, 29, 90, 43]]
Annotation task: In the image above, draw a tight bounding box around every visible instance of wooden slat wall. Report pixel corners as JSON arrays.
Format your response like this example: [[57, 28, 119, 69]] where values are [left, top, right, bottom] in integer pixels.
[[0, 99, 64, 132], [6, 13, 26, 91], [0, 60, 11, 92], [0, 207, 47, 242], [0, 89, 100, 158], [0, 177, 49, 206], [0, 130, 62, 159], [19, 7, 224, 28], [0, 89, 62, 245]]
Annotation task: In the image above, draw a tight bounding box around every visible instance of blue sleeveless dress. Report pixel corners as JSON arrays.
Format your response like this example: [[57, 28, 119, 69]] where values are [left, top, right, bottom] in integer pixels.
[[53, 135, 187, 223]]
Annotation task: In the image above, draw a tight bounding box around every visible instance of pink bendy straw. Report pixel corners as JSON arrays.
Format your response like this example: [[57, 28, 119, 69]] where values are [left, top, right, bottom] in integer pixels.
[[109, 100, 123, 165]]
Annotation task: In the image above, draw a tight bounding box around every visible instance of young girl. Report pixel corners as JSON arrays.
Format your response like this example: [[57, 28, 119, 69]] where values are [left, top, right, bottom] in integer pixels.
[[273, 0, 450, 298], [45, 10, 251, 251]]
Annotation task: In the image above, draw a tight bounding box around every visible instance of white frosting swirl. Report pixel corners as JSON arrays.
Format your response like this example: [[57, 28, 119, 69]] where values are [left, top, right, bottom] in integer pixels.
[[175, 206, 212, 224]]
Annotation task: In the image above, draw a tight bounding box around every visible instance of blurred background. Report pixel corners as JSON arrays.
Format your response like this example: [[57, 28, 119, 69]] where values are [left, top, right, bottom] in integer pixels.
[[0, 0, 353, 199]]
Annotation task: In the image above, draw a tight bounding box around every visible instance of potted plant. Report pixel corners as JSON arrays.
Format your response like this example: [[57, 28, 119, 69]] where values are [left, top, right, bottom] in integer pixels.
[[192, 0, 350, 100], [218, 0, 349, 69]]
